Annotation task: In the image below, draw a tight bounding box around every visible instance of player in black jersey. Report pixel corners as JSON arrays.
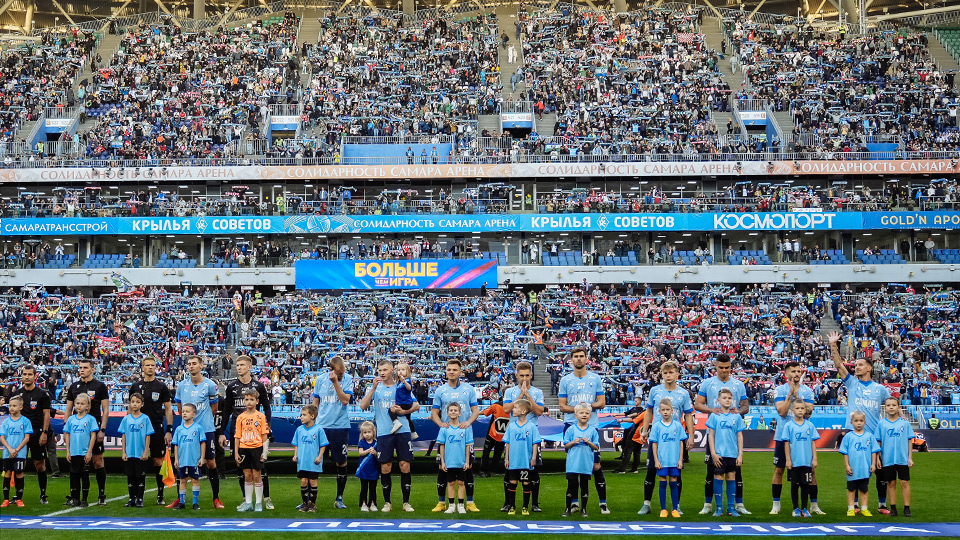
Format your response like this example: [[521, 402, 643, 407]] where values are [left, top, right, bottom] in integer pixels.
[[129, 357, 174, 505], [218, 355, 273, 509], [64, 359, 110, 506], [12, 365, 52, 504]]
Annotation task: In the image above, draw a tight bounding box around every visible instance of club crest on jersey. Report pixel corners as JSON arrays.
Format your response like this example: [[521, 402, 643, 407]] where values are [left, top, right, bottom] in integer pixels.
[[152, 392, 160, 401], [29, 401, 38, 409], [86, 390, 96, 398]]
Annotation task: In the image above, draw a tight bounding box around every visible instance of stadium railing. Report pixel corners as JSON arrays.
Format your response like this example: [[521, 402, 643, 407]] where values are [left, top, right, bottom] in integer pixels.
[[4, 150, 956, 169]]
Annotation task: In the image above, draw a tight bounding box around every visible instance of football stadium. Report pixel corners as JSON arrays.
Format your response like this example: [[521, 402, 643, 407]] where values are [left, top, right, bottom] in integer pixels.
[[0, 0, 959, 538]]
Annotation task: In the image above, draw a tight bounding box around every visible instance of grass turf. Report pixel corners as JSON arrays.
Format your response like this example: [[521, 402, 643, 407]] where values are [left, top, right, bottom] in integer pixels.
[[2, 450, 958, 539]]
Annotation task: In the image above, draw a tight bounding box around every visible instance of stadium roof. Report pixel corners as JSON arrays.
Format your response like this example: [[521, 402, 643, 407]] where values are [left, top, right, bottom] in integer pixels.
[[1, 0, 959, 36]]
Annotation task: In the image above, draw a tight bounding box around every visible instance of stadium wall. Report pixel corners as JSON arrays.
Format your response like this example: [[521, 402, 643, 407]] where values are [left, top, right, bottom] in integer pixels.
[[4, 263, 959, 288]]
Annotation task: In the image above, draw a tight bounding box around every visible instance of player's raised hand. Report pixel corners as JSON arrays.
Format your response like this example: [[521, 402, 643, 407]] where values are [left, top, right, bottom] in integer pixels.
[[827, 331, 841, 345]]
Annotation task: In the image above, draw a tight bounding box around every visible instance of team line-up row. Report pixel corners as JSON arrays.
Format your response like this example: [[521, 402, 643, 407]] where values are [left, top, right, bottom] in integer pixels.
[[1, 339, 916, 518]]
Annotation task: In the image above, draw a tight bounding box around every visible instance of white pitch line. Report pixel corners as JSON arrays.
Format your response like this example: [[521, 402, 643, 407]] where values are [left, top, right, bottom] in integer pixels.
[[43, 487, 161, 517]]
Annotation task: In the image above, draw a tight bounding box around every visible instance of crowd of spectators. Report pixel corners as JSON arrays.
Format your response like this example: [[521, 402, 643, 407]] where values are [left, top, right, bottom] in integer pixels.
[[515, 6, 733, 157], [300, 10, 501, 144], [0, 284, 956, 415], [727, 17, 960, 153], [75, 11, 301, 161], [0, 29, 97, 138]]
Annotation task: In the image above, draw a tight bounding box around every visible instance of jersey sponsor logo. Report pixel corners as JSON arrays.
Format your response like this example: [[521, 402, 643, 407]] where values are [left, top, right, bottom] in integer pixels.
[[853, 442, 872, 452]]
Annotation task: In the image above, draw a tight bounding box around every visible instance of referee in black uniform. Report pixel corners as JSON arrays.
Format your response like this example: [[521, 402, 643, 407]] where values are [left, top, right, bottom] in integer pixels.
[[218, 355, 273, 509], [64, 358, 111, 506], [129, 357, 174, 505], [12, 364, 52, 504]]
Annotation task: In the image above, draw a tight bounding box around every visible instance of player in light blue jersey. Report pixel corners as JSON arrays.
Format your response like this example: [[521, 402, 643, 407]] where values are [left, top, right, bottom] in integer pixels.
[[638, 360, 694, 516], [430, 359, 480, 512], [838, 410, 879, 517], [706, 389, 746, 517], [782, 399, 820, 517], [437, 402, 471, 514], [63, 393, 97, 507], [503, 398, 541, 515], [770, 361, 816, 515], [562, 403, 599, 518], [557, 347, 609, 514], [876, 398, 915, 517], [360, 359, 419, 512], [175, 355, 222, 507], [502, 361, 546, 511], [292, 404, 328, 512], [171, 403, 206, 510], [829, 331, 892, 513], [695, 354, 750, 515], [1, 396, 32, 506], [119, 393, 154, 508], [311, 355, 353, 508]]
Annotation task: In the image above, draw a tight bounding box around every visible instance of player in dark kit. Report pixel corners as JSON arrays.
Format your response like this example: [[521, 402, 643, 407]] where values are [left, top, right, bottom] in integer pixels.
[[218, 355, 273, 509], [128, 357, 174, 505], [12, 364, 52, 504], [64, 358, 110, 506]]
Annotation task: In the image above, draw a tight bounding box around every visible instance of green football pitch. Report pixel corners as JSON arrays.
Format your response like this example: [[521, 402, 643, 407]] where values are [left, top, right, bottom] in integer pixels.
[[3, 450, 958, 540]]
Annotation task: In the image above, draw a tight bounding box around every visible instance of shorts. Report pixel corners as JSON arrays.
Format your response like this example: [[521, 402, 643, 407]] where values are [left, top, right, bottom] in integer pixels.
[[714, 456, 738, 475], [773, 440, 787, 468], [323, 428, 349, 466], [2, 458, 25, 473], [27, 435, 48, 462], [446, 468, 465, 483], [847, 478, 870, 492], [179, 466, 201, 479], [124, 459, 146, 478], [508, 469, 531, 482], [204, 432, 217, 461], [148, 425, 167, 459], [237, 446, 264, 471], [657, 466, 680, 478], [69, 458, 88, 474], [92, 439, 105, 456], [378, 432, 414, 463], [788, 466, 813, 485], [298, 471, 320, 480], [882, 464, 910, 482]]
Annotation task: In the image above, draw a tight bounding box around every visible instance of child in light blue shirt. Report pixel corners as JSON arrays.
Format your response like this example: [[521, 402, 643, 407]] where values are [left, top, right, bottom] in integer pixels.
[[649, 398, 687, 517]]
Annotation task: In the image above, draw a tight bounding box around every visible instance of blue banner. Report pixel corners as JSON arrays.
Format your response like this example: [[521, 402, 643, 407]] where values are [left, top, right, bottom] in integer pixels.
[[295, 259, 498, 290], [3, 517, 958, 535], [861, 211, 960, 229], [4, 211, 960, 236]]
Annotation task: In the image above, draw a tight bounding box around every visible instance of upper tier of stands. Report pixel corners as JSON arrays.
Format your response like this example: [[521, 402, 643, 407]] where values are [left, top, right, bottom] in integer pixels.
[[1, 4, 958, 167], [728, 19, 960, 153], [301, 11, 500, 144], [78, 11, 300, 160]]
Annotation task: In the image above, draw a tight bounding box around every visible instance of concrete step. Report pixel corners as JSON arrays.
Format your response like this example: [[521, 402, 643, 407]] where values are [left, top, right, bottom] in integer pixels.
[[296, 8, 326, 50], [494, 3, 526, 100], [771, 109, 794, 138], [478, 114, 501, 135], [713, 110, 736, 135], [16, 119, 41, 143], [76, 33, 124, 92], [537, 113, 556, 136], [701, 16, 745, 90], [929, 33, 960, 90]]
